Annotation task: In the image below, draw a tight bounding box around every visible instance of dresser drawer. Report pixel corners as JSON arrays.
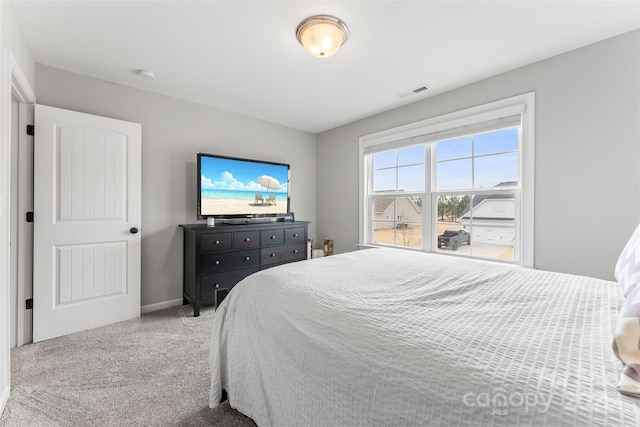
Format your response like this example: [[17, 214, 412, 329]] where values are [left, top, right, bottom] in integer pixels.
[[234, 231, 260, 249], [261, 229, 285, 246], [200, 267, 259, 303], [261, 243, 306, 266], [201, 232, 232, 252], [200, 249, 259, 274], [285, 227, 305, 244]]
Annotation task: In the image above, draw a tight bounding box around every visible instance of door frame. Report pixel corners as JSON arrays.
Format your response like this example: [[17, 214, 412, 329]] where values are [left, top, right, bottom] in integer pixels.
[[14, 99, 34, 346], [1, 48, 36, 414]]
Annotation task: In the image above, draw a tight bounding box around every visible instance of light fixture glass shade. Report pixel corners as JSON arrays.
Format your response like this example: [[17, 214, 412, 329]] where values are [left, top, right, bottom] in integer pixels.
[[296, 15, 349, 58]]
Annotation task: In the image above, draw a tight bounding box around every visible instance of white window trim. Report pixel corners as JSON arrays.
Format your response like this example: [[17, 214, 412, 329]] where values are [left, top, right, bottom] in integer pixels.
[[359, 92, 535, 267]]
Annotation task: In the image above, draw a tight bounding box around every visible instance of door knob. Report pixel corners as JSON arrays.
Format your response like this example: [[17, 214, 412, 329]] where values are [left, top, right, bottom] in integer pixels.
[[130, 227, 139, 234]]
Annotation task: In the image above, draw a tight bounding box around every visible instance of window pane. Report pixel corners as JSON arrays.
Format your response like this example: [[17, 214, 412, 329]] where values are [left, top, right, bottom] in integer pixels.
[[436, 158, 472, 190], [474, 128, 518, 155], [467, 193, 515, 262], [398, 164, 425, 191], [436, 194, 471, 223], [436, 137, 472, 161], [373, 168, 396, 192], [373, 221, 395, 245], [395, 196, 421, 224], [395, 222, 422, 248], [372, 197, 423, 248], [398, 145, 424, 166], [372, 196, 396, 245], [435, 194, 469, 254], [434, 192, 515, 261], [373, 151, 395, 169], [372, 197, 395, 218], [474, 152, 518, 188]]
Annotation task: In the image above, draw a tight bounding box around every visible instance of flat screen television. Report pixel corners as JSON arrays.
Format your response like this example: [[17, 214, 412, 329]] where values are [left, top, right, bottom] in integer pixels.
[[197, 152, 290, 221]]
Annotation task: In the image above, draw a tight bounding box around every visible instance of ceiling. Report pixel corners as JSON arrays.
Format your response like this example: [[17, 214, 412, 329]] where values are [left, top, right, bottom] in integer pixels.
[[9, 1, 640, 134]]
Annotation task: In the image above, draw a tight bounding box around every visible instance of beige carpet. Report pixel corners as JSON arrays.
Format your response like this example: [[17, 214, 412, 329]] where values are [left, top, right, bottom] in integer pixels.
[[0, 305, 256, 426]]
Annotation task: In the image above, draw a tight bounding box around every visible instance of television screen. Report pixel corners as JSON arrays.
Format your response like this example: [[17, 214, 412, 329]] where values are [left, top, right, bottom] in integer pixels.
[[198, 153, 290, 218]]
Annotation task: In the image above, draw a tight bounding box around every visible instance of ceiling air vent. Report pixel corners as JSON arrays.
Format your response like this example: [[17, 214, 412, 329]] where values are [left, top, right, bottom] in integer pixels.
[[396, 85, 430, 99]]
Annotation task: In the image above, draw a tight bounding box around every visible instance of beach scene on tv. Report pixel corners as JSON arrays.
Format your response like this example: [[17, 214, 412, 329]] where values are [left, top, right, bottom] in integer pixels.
[[200, 156, 289, 216]]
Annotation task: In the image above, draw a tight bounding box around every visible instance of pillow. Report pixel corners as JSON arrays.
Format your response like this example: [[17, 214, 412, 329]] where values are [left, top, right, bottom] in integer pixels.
[[612, 223, 640, 397], [615, 223, 640, 296]]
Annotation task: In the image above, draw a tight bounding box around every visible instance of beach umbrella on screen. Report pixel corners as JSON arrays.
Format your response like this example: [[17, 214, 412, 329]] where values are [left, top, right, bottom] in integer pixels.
[[258, 175, 281, 192]]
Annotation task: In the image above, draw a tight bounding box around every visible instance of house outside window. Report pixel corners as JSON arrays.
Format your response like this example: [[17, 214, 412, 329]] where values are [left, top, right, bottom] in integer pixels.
[[359, 93, 535, 266]]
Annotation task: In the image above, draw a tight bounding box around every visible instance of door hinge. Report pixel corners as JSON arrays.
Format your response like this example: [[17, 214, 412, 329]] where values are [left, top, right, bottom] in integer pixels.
[[26, 211, 34, 222], [26, 124, 34, 136], [25, 298, 33, 310]]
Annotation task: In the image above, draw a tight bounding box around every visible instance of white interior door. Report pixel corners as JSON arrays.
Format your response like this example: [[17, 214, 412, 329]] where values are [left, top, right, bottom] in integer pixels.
[[33, 105, 141, 342]]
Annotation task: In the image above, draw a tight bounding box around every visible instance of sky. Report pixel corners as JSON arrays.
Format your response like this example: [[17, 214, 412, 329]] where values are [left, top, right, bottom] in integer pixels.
[[200, 155, 289, 193], [373, 127, 518, 192]]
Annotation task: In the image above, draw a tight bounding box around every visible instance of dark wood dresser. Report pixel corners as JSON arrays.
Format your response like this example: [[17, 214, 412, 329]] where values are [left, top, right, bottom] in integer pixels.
[[180, 221, 309, 316]]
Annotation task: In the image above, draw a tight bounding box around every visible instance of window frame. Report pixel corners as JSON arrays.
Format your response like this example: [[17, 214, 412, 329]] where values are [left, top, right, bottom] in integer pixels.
[[359, 92, 535, 267]]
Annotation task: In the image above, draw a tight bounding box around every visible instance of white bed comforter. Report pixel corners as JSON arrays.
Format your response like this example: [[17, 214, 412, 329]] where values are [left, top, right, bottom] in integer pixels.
[[209, 248, 640, 426]]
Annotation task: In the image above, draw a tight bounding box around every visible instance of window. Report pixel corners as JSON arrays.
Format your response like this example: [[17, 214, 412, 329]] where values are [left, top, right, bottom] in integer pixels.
[[359, 93, 534, 266], [370, 146, 425, 249]]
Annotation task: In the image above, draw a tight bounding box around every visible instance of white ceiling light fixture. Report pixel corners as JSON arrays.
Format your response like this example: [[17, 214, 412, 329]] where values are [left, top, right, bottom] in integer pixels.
[[137, 69, 156, 80], [296, 15, 349, 59]]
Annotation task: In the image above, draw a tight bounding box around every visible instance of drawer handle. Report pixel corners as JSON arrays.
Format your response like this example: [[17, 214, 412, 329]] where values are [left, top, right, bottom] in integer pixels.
[[270, 235, 276, 240], [293, 249, 299, 253], [244, 256, 250, 261], [270, 253, 277, 257], [293, 233, 298, 237], [215, 240, 220, 245], [215, 260, 220, 265], [214, 284, 220, 289], [244, 238, 251, 242]]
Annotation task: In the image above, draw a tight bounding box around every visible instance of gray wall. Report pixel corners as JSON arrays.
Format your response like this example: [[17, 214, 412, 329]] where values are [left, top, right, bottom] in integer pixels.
[[35, 65, 317, 308], [316, 30, 640, 281]]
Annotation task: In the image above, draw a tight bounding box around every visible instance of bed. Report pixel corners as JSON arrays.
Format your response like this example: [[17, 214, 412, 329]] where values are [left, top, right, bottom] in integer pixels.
[[209, 244, 640, 426]]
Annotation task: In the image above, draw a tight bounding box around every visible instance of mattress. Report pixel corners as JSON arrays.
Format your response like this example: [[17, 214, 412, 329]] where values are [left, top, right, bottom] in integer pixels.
[[209, 248, 640, 426]]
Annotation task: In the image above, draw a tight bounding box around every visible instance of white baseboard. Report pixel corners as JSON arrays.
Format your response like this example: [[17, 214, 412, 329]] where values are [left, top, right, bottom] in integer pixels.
[[1, 385, 9, 417], [141, 298, 183, 314]]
